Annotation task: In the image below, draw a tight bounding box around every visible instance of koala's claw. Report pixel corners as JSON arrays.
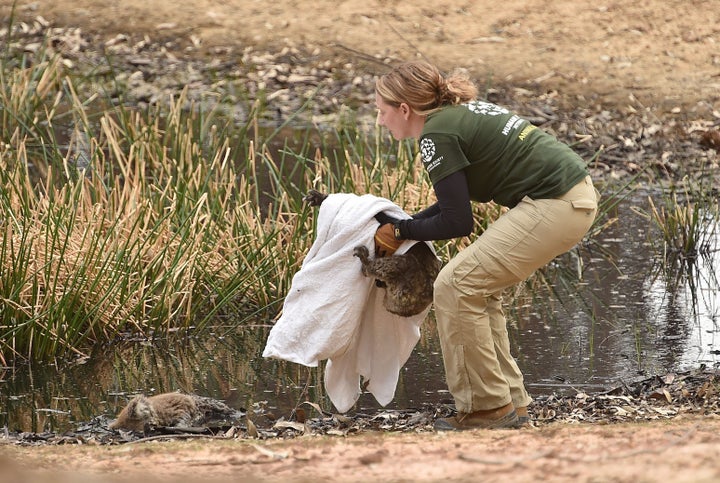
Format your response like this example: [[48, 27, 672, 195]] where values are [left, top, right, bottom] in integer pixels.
[[303, 189, 328, 207]]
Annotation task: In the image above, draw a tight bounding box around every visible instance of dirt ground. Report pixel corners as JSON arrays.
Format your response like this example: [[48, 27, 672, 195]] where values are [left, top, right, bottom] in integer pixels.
[[1, 0, 720, 482], [9, 0, 720, 111], [2, 416, 720, 483]]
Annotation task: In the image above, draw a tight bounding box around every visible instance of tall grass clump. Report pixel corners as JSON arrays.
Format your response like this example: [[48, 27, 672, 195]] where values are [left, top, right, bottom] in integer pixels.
[[0, 37, 303, 362], [645, 173, 719, 261], [638, 169, 720, 304], [0, 34, 445, 363]]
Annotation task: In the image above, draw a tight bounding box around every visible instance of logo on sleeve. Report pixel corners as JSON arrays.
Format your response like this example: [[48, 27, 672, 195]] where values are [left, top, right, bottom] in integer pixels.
[[420, 138, 436, 163]]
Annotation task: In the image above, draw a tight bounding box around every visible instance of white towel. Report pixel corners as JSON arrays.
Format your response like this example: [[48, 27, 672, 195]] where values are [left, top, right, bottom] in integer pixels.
[[262, 193, 435, 413]]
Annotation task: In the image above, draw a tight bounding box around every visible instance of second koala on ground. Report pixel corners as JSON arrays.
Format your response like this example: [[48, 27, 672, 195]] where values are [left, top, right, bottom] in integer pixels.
[[109, 392, 241, 432], [304, 189, 441, 317]]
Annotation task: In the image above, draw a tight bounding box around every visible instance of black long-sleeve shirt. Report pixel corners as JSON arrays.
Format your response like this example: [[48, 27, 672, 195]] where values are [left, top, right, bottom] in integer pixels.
[[396, 170, 475, 241]]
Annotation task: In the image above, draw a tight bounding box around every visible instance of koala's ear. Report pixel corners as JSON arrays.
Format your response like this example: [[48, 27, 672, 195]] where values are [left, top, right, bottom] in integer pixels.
[[126, 396, 146, 417]]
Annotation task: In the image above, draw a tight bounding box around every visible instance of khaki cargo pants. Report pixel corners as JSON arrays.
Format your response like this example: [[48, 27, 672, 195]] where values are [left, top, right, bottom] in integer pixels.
[[433, 175, 599, 413]]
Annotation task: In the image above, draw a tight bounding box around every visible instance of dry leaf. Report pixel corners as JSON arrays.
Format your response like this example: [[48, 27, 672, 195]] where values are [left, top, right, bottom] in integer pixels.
[[246, 417, 259, 438], [273, 421, 306, 433]]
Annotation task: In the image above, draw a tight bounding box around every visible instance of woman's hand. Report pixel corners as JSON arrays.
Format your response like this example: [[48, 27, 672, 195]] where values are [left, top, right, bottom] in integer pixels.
[[374, 223, 403, 257]]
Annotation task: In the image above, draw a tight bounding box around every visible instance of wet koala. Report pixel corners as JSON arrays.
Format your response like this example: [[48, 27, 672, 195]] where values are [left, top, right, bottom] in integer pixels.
[[109, 392, 240, 432], [304, 189, 442, 317]]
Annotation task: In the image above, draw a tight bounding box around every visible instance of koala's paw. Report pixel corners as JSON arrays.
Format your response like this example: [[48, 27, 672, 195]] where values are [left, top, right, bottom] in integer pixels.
[[353, 245, 370, 259]]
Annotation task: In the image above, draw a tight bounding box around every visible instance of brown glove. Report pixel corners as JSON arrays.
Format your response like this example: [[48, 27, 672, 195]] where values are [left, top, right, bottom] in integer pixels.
[[374, 223, 403, 257]]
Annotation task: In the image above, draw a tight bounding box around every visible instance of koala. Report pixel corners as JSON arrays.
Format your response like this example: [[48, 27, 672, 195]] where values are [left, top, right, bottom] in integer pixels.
[[109, 392, 241, 432], [304, 189, 441, 317], [352, 245, 440, 317]]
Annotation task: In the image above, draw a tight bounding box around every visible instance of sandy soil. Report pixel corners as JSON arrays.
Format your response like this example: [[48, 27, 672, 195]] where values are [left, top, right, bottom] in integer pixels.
[[1, 0, 720, 482]]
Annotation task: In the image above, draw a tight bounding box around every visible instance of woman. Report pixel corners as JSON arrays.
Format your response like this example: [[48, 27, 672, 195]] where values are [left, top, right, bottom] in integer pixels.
[[372, 60, 599, 430]]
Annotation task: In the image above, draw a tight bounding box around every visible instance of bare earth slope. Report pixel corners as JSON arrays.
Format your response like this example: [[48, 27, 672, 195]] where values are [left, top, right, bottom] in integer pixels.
[[7, 0, 720, 110]]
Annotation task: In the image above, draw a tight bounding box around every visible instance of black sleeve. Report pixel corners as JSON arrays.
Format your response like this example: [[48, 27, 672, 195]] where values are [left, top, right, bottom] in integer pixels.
[[412, 203, 441, 219], [396, 170, 474, 241]]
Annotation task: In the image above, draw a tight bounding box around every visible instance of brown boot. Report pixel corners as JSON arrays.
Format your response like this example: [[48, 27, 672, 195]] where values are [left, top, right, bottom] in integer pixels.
[[516, 406, 530, 425], [434, 403, 519, 431]]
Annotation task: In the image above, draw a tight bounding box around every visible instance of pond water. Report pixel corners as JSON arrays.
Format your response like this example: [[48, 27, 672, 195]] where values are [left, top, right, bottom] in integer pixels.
[[1, 190, 718, 433]]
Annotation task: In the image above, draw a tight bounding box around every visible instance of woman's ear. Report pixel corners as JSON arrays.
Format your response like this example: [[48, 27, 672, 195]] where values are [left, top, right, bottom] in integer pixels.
[[399, 102, 411, 119]]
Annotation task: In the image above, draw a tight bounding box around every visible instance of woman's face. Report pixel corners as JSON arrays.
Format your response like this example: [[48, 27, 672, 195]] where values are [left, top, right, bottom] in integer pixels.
[[375, 92, 414, 140]]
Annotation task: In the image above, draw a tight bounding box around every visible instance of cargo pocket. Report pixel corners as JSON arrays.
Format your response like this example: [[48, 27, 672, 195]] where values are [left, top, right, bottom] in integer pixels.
[[571, 199, 597, 213]]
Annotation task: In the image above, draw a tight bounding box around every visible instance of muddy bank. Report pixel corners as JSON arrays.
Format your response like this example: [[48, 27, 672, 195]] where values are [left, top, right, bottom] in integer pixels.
[[3, 367, 718, 446]]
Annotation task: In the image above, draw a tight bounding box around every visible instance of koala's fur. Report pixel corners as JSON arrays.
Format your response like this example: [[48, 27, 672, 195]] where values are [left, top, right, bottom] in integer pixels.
[[109, 393, 239, 432], [304, 189, 441, 317]]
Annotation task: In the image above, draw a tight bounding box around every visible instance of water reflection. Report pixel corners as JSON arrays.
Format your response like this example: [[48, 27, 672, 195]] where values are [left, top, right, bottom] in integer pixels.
[[646, 249, 719, 366], [514, 191, 720, 392], [1, 194, 718, 432]]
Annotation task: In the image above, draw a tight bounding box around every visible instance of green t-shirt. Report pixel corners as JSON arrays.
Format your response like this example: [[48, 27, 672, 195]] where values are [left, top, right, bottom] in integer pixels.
[[420, 101, 588, 207]]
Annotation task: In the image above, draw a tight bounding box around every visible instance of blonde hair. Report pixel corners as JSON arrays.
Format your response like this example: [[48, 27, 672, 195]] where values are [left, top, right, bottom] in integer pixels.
[[375, 60, 478, 116]]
